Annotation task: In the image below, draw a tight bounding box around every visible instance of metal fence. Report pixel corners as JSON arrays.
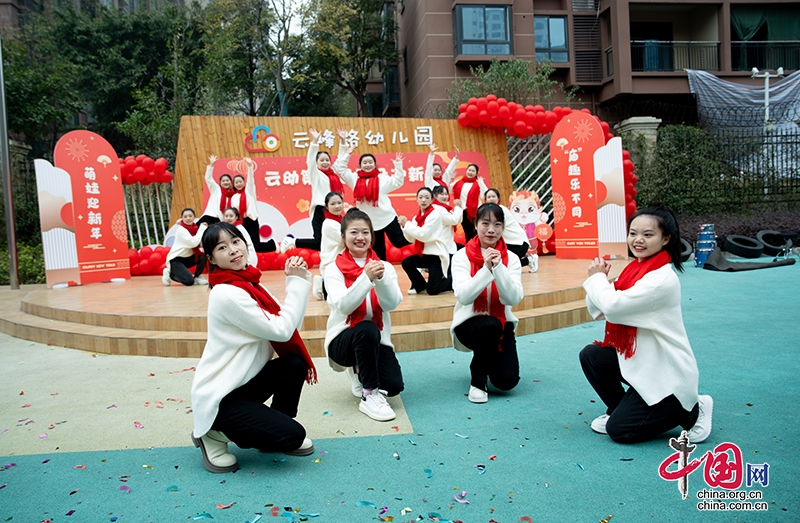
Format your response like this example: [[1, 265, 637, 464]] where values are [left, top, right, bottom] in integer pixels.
[[631, 41, 720, 72], [507, 133, 554, 222], [124, 183, 172, 249]]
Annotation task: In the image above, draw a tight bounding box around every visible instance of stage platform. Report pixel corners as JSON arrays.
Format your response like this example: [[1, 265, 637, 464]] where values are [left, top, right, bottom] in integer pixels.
[[0, 256, 625, 358]]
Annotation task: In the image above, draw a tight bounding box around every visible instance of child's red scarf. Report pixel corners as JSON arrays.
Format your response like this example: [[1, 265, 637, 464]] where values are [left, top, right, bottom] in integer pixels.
[[319, 167, 344, 195], [354, 169, 380, 206], [452, 176, 481, 220], [219, 185, 236, 215], [335, 248, 383, 330], [465, 236, 509, 343], [324, 210, 342, 223], [180, 221, 202, 257], [208, 265, 317, 384], [411, 205, 435, 256], [596, 249, 671, 359]]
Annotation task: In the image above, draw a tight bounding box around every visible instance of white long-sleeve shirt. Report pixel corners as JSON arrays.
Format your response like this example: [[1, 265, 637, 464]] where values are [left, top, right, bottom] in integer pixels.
[[583, 265, 699, 411], [424, 152, 458, 189], [323, 259, 403, 371], [402, 208, 452, 276], [306, 141, 355, 216], [450, 176, 488, 210], [333, 144, 406, 230], [450, 249, 523, 352], [200, 164, 224, 221], [234, 223, 257, 267], [434, 204, 464, 254], [319, 218, 344, 277], [191, 274, 312, 437], [230, 163, 258, 221], [166, 222, 206, 262], [500, 205, 529, 246]]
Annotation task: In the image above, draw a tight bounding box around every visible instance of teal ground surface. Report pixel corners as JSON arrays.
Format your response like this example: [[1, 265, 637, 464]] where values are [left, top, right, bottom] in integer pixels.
[[2, 260, 799, 522]]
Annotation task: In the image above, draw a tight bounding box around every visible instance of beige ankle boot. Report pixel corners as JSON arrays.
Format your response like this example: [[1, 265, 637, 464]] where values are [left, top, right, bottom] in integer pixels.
[[191, 430, 238, 473]]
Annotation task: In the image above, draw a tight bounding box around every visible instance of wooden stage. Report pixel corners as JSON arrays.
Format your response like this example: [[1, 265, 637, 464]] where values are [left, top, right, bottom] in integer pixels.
[[0, 257, 625, 359]]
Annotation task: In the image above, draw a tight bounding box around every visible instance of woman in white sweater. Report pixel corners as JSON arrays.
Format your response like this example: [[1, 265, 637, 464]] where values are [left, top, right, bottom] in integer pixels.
[[231, 158, 277, 254], [314, 191, 346, 300], [451, 203, 523, 404], [398, 187, 453, 295], [190, 223, 317, 473], [580, 207, 712, 443], [484, 188, 538, 273], [324, 209, 404, 422], [197, 155, 232, 226], [163, 208, 208, 286], [423, 143, 459, 189], [431, 185, 464, 251], [222, 207, 257, 267]]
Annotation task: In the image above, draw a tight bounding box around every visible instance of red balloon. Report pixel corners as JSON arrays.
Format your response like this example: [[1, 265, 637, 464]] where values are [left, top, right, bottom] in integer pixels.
[[623, 160, 635, 173], [154, 246, 165, 254], [147, 171, 158, 184], [476, 97, 487, 109], [458, 103, 467, 114], [489, 115, 502, 127], [159, 171, 173, 184], [497, 97, 508, 106], [135, 154, 147, 164], [124, 174, 136, 185], [513, 120, 527, 135], [125, 158, 138, 172], [124, 155, 135, 163], [514, 108, 526, 121], [310, 251, 321, 267], [540, 123, 551, 134], [478, 110, 490, 123], [535, 111, 546, 124], [600, 121, 610, 133], [545, 111, 558, 125], [119, 162, 128, 176], [296, 248, 311, 261], [276, 253, 288, 269], [507, 102, 517, 113], [631, 174, 639, 184], [534, 105, 544, 113], [387, 247, 401, 263], [466, 105, 479, 118], [457, 113, 470, 126], [581, 108, 592, 113], [128, 248, 140, 265], [497, 106, 510, 119], [470, 119, 481, 128], [605, 132, 614, 143], [626, 201, 637, 216], [562, 107, 573, 115], [524, 111, 536, 125], [154, 158, 169, 173], [149, 252, 164, 268], [142, 157, 155, 171], [622, 150, 631, 160], [130, 263, 142, 276], [467, 97, 478, 105], [138, 259, 151, 274], [487, 100, 499, 114], [133, 166, 147, 181], [486, 94, 497, 102], [140, 246, 153, 258]]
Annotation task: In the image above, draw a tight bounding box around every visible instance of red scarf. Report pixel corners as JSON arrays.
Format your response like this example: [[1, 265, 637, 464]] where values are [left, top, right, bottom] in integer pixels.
[[324, 210, 342, 223], [208, 265, 317, 384], [354, 169, 380, 206], [596, 249, 671, 359], [335, 248, 383, 330], [432, 200, 457, 233], [465, 236, 509, 343], [180, 221, 201, 257], [319, 167, 344, 195], [432, 175, 448, 187], [232, 219, 243, 227], [235, 187, 247, 217], [452, 176, 481, 220], [219, 185, 236, 215], [412, 205, 435, 256]]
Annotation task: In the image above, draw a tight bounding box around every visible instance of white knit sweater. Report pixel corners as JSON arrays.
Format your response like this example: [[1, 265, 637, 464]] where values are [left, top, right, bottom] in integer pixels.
[[450, 248, 523, 352], [434, 204, 463, 254], [200, 165, 224, 221], [230, 163, 258, 221], [166, 222, 206, 263], [306, 141, 355, 215], [402, 207, 451, 276], [191, 275, 311, 437], [583, 265, 699, 411], [319, 218, 344, 277], [424, 152, 458, 188]]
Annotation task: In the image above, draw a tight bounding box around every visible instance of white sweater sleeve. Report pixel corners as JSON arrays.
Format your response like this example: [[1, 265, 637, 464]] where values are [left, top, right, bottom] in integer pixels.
[[443, 156, 458, 186], [325, 266, 378, 316], [493, 256, 524, 306], [403, 211, 443, 243], [383, 159, 406, 194], [439, 205, 463, 226], [452, 252, 496, 306], [423, 152, 435, 188], [583, 269, 673, 328], [373, 262, 403, 312], [332, 143, 357, 188]]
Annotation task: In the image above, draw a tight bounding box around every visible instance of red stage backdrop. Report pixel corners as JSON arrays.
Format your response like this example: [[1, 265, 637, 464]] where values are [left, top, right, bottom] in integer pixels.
[[53, 131, 130, 284], [550, 113, 605, 259]]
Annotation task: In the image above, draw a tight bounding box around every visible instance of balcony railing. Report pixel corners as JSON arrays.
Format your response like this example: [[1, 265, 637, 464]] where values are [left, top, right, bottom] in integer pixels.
[[731, 41, 800, 72], [605, 46, 613, 77], [631, 40, 720, 72]]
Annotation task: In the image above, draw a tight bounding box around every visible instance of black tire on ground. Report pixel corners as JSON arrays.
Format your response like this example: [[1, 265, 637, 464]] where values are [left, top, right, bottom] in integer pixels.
[[723, 235, 764, 259], [756, 230, 787, 256], [680, 238, 692, 263]]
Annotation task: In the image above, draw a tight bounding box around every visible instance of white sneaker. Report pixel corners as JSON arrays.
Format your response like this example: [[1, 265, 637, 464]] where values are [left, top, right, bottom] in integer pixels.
[[407, 288, 417, 295], [528, 253, 539, 273], [312, 275, 324, 300], [284, 437, 314, 456], [359, 389, 396, 421], [344, 366, 363, 398], [468, 385, 488, 403], [194, 276, 208, 285], [162, 268, 171, 286], [591, 414, 609, 434], [280, 235, 296, 253], [687, 395, 713, 443]]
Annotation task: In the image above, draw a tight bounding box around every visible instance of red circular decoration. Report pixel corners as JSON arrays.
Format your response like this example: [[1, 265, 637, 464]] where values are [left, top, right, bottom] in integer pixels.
[[259, 225, 272, 238]]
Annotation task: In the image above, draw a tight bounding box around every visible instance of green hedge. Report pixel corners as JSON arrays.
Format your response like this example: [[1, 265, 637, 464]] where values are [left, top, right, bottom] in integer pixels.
[[0, 242, 46, 285]]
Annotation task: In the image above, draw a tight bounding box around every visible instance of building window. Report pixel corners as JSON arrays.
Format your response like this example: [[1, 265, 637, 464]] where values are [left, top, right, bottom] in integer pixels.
[[454, 5, 513, 56], [535, 16, 569, 62]]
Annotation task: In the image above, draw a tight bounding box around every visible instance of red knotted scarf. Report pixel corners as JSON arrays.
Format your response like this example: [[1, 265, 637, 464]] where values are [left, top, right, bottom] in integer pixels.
[[219, 185, 236, 215], [319, 167, 344, 195], [235, 187, 247, 217], [324, 210, 343, 223], [432, 200, 457, 233], [465, 236, 510, 340], [411, 205, 435, 256], [595, 249, 671, 359], [208, 265, 317, 384], [432, 175, 448, 187], [452, 176, 481, 220], [180, 221, 202, 258], [354, 169, 380, 206], [335, 248, 383, 330]]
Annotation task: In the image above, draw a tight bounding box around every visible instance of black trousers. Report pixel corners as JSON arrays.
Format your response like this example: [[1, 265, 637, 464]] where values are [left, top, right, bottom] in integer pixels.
[[454, 316, 520, 391], [507, 242, 531, 267], [169, 255, 205, 285], [295, 205, 326, 251], [579, 344, 699, 443], [328, 321, 404, 396], [211, 353, 307, 452], [372, 217, 411, 261], [461, 214, 477, 243], [401, 253, 452, 295], [242, 217, 277, 253]]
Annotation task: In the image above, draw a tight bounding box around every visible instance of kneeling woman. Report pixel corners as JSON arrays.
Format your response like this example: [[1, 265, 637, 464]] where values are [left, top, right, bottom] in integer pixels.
[[190, 223, 317, 473], [399, 187, 453, 296], [451, 203, 523, 403], [324, 209, 405, 421]]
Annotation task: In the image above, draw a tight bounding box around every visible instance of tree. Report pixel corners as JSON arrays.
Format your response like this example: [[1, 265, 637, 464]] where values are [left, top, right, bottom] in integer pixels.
[[303, 0, 398, 116], [441, 59, 578, 118]]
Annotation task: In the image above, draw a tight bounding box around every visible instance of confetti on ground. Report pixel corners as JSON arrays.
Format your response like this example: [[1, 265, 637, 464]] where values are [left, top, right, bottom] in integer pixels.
[[400, 508, 412, 516], [0, 484, 6, 490], [65, 510, 75, 516], [488, 455, 497, 460], [216, 502, 235, 509], [192, 513, 213, 520], [119, 485, 130, 494], [246, 515, 262, 523], [170, 366, 196, 374], [147, 373, 155, 377], [50, 392, 59, 396], [356, 501, 376, 507], [408, 439, 417, 446], [379, 506, 388, 514], [391, 426, 399, 432], [155, 401, 164, 409], [323, 411, 332, 416], [474, 464, 486, 474], [393, 452, 400, 460], [454, 490, 470, 504], [69, 489, 79, 495], [142, 465, 153, 469], [39, 434, 47, 439], [2, 464, 15, 470], [166, 485, 179, 492], [167, 397, 183, 402], [455, 433, 469, 439], [134, 421, 144, 429], [573, 462, 585, 470], [74, 465, 86, 470], [42, 458, 50, 463], [520, 517, 533, 523], [0, 428, 7, 435], [427, 513, 453, 522], [21, 404, 31, 408], [619, 458, 634, 461], [106, 404, 116, 409], [424, 468, 433, 478]]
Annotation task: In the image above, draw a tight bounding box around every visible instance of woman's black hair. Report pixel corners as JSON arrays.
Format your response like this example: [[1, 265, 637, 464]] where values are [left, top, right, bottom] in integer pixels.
[[359, 153, 376, 168], [416, 186, 433, 197], [201, 222, 248, 275], [233, 174, 245, 182], [467, 163, 480, 175], [181, 207, 196, 216], [628, 207, 684, 272], [340, 208, 375, 246], [475, 202, 504, 225], [324, 191, 343, 206], [431, 185, 448, 197], [219, 174, 232, 183], [316, 150, 331, 162], [484, 188, 501, 200], [433, 162, 442, 170], [224, 207, 240, 219]]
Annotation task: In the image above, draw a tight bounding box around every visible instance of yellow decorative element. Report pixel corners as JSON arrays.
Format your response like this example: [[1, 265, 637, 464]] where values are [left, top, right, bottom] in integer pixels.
[[296, 199, 310, 213]]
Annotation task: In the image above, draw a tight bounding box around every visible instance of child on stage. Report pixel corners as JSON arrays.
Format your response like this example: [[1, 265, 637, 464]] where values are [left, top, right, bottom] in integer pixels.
[[580, 207, 712, 443], [324, 209, 405, 421], [450, 203, 523, 403], [484, 188, 538, 273], [190, 223, 317, 473], [398, 187, 453, 296], [450, 163, 488, 243], [163, 208, 208, 286]]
